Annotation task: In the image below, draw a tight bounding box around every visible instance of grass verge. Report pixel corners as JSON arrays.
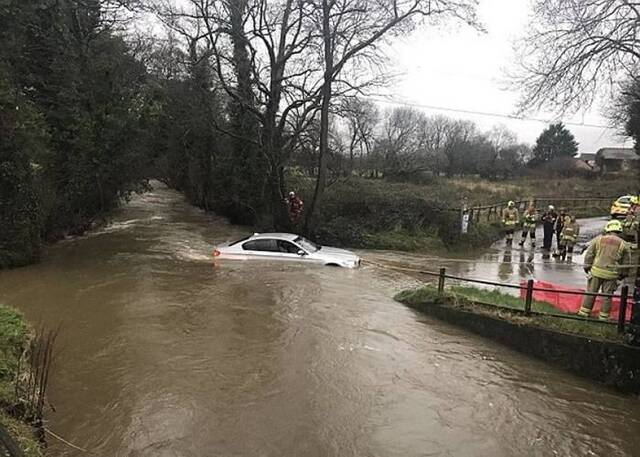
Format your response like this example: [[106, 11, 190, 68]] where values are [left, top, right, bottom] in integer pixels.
[[289, 174, 636, 252], [0, 305, 43, 457], [396, 285, 621, 342]]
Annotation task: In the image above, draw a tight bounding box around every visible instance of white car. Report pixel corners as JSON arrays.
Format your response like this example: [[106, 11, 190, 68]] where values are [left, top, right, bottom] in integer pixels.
[[214, 233, 361, 268]]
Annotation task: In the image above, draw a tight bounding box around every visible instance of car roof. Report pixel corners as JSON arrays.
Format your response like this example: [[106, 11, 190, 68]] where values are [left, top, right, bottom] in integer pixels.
[[249, 232, 299, 242]]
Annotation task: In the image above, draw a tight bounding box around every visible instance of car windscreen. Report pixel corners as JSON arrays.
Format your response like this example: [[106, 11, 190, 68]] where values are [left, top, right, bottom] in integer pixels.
[[230, 235, 252, 246], [294, 236, 320, 253], [617, 196, 631, 204]]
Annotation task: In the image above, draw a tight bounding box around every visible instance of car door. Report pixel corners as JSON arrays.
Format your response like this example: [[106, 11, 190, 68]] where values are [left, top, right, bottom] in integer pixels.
[[275, 239, 317, 263]]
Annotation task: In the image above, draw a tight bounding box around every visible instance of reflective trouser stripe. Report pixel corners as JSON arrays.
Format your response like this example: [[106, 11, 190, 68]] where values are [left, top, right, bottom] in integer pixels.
[[580, 277, 618, 316], [591, 266, 619, 280]]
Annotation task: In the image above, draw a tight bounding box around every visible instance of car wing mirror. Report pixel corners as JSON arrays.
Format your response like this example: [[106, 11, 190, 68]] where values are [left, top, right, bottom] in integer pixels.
[[297, 249, 307, 256]]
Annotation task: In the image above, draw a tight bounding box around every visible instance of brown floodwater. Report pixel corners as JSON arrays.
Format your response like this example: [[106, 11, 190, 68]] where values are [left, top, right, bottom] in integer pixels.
[[0, 183, 639, 457]]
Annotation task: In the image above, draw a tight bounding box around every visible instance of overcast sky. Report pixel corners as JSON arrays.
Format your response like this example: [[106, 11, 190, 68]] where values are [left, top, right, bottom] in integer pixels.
[[378, 0, 631, 153]]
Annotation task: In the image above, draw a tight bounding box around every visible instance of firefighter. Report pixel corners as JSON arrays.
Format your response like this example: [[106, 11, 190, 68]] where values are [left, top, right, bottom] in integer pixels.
[[577, 219, 632, 320], [285, 191, 304, 224], [502, 201, 519, 246], [519, 205, 537, 247], [558, 214, 580, 261], [541, 205, 558, 250], [555, 208, 567, 251], [622, 202, 639, 245]]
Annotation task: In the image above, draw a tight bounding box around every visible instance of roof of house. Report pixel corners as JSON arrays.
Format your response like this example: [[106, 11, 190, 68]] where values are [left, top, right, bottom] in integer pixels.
[[574, 152, 597, 161], [596, 148, 639, 160]]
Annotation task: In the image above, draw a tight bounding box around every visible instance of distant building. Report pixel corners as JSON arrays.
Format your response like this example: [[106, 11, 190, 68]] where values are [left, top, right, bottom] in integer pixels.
[[595, 147, 639, 173], [573, 152, 597, 170]]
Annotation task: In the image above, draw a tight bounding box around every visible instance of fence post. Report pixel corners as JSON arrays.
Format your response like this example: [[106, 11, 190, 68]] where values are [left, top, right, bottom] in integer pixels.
[[618, 285, 629, 334], [438, 267, 446, 295], [524, 279, 534, 316]]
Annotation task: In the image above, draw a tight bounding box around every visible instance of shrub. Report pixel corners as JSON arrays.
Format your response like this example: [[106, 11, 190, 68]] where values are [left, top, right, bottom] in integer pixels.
[[293, 178, 502, 251]]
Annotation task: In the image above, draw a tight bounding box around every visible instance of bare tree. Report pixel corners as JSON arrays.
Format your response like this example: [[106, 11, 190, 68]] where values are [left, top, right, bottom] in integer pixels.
[[153, 0, 325, 227], [153, 0, 480, 227], [375, 107, 432, 178], [516, 0, 640, 113], [439, 118, 478, 176], [305, 0, 481, 227], [340, 98, 379, 175], [487, 124, 518, 151]]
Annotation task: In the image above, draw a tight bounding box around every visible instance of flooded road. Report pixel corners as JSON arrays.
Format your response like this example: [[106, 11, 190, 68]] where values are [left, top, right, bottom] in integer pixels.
[[1, 184, 639, 456], [366, 217, 608, 292]]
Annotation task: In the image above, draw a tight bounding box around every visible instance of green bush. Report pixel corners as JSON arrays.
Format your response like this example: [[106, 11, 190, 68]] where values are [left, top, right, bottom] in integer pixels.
[[291, 178, 504, 251], [0, 306, 28, 384], [303, 179, 451, 249]]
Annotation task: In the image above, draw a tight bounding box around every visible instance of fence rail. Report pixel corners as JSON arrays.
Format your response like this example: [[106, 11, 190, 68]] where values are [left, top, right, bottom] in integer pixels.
[[461, 196, 616, 223], [415, 266, 634, 333]]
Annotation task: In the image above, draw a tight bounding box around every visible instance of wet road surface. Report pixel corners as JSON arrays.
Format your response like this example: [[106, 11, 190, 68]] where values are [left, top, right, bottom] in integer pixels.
[[366, 217, 608, 292], [0, 184, 639, 456]]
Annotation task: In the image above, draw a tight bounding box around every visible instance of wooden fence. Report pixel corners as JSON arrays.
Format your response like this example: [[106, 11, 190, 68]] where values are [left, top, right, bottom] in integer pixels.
[[463, 197, 616, 223]]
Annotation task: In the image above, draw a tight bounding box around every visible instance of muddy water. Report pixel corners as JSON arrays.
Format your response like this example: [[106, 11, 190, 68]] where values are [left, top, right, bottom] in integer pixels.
[[1, 184, 639, 457]]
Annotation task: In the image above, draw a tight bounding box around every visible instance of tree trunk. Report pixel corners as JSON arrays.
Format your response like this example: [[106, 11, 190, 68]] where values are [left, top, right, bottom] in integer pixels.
[[229, 0, 264, 223], [305, 0, 333, 232]]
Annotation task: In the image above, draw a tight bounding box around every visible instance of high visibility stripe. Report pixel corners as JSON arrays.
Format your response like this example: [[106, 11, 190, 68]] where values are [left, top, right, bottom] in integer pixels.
[[577, 307, 591, 317], [591, 236, 626, 279], [591, 266, 618, 279]]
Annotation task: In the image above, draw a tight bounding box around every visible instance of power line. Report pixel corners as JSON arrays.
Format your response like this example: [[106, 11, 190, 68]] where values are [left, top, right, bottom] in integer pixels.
[[367, 97, 617, 130]]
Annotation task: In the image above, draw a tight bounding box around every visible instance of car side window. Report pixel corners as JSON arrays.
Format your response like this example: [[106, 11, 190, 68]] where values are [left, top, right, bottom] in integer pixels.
[[242, 239, 279, 252], [277, 240, 300, 254]]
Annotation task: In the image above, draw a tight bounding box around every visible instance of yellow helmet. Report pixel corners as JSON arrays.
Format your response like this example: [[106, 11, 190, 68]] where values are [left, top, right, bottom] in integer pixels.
[[508, 201, 515, 207], [605, 219, 623, 233]]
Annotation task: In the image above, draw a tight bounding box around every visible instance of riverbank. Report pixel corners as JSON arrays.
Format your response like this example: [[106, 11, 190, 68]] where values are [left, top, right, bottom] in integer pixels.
[[0, 305, 43, 457], [396, 285, 640, 391]]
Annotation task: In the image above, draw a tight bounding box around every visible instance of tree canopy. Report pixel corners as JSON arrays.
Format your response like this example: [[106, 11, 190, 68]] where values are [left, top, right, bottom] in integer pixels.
[[530, 122, 578, 166], [0, 0, 152, 267]]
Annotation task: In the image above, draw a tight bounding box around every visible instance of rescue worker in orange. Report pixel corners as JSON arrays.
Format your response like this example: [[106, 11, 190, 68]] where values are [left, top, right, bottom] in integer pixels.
[[285, 191, 304, 224], [558, 214, 580, 261], [577, 220, 631, 320], [519, 205, 537, 247], [502, 201, 519, 246]]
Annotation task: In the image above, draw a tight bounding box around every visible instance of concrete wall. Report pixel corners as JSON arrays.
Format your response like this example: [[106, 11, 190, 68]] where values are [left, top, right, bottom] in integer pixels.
[[408, 300, 640, 392]]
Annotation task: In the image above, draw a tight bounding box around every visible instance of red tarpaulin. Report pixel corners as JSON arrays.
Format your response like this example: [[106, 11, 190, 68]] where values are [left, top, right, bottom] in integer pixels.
[[518, 279, 629, 321]]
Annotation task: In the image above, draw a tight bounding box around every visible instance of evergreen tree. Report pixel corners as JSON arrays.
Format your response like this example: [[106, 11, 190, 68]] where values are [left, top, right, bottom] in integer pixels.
[[618, 80, 640, 157], [1, 0, 153, 265], [0, 68, 48, 267], [530, 122, 579, 165]]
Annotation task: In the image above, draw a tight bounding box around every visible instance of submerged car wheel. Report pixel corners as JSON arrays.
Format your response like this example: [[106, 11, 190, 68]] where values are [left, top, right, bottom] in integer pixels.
[[325, 263, 341, 267]]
